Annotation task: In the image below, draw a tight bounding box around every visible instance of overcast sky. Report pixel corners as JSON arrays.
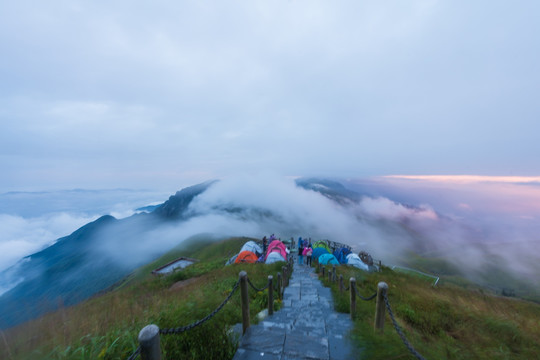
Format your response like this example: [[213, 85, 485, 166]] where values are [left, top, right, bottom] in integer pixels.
[[1, 1, 539, 192]]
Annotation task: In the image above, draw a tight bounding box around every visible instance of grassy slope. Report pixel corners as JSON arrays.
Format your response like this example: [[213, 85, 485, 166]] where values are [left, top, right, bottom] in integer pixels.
[[4, 236, 540, 360], [320, 265, 540, 360], [1, 236, 281, 360]]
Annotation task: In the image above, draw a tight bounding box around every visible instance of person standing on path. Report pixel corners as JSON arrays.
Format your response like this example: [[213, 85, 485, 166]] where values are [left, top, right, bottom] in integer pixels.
[[305, 246, 313, 266], [298, 238, 304, 265]]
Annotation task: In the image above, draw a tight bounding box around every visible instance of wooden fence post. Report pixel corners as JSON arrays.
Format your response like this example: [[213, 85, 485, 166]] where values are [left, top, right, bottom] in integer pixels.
[[239, 271, 250, 334], [328, 269, 332, 282], [350, 277, 356, 320], [277, 272, 282, 300], [282, 266, 288, 287], [332, 265, 336, 282], [138, 324, 162, 360], [268, 275, 274, 316], [374, 282, 388, 332], [339, 275, 344, 293], [322, 266, 325, 277]]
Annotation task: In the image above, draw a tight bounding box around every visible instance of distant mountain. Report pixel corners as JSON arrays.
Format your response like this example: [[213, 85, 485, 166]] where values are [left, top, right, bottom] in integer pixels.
[[295, 178, 362, 204], [0, 181, 215, 329]]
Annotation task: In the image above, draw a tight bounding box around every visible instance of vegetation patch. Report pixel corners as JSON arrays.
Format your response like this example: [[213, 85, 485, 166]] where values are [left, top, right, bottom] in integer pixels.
[[1, 236, 283, 360], [319, 265, 540, 360]]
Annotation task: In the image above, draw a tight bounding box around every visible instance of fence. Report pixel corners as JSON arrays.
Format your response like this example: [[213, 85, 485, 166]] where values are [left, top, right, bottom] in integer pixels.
[[126, 256, 294, 360], [391, 265, 440, 286], [317, 263, 427, 360]]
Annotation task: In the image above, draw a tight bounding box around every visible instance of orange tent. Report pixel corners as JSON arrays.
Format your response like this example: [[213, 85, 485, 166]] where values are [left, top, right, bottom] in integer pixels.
[[234, 250, 259, 264]]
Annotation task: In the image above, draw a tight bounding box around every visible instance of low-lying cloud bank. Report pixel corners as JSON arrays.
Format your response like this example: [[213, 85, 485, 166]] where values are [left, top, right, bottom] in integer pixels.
[[5, 175, 540, 298], [0, 189, 168, 275], [0, 213, 97, 274]]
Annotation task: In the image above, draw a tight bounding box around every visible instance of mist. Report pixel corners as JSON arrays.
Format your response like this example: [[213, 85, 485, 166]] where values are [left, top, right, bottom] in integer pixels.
[[4, 175, 539, 302], [89, 175, 540, 296]]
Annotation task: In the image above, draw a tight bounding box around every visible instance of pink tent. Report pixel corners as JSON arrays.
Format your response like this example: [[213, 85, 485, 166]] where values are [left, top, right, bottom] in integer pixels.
[[265, 240, 288, 261]]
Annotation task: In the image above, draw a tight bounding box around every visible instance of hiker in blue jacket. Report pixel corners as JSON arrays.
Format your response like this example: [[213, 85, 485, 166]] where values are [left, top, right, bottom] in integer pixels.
[[298, 237, 304, 265]]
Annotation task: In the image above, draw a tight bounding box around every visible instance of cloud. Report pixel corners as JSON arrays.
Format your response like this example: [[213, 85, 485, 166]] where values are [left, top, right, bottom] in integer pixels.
[[2, 2, 540, 190], [0, 213, 98, 273]]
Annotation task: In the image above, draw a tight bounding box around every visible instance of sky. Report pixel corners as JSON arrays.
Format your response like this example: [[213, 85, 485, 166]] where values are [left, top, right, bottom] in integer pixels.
[[1, 1, 540, 192]]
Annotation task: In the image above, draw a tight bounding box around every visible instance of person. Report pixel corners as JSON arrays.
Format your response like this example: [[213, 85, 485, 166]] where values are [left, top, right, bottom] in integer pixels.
[[298, 240, 304, 265], [306, 246, 313, 266], [262, 236, 268, 255], [308, 238, 312, 248]]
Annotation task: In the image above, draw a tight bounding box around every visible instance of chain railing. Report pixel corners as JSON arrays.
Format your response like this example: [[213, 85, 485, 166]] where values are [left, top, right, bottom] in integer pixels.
[[126, 258, 294, 360], [319, 264, 427, 360], [353, 283, 377, 301], [247, 277, 270, 292], [383, 291, 427, 360], [160, 280, 240, 335]]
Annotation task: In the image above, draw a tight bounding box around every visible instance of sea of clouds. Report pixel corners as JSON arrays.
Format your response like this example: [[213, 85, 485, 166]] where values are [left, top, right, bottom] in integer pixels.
[[2, 176, 540, 297]]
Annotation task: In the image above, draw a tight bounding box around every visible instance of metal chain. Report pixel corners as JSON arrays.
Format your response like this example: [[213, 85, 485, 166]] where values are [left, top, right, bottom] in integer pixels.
[[160, 279, 240, 335], [247, 277, 270, 292], [353, 283, 377, 301], [126, 346, 141, 360], [383, 292, 427, 360], [344, 285, 350, 291]]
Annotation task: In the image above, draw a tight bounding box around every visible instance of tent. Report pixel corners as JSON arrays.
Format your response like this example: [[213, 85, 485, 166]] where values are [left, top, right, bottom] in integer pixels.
[[265, 251, 286, 264], [313, 240, 331, 253], [333, 247, 352, 264], [346, 253, 369, 271], [234, 251, 259, 264], [225, 254, 238, 265], [265, 240, 288, 261], [240, 241, 263, 257], [312, 247, 329, 262], [318, 253, 340, 265]]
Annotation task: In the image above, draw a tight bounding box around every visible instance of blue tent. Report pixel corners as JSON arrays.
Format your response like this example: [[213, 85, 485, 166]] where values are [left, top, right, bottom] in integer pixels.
[[318, 253, 339, 265], [333, 247, 352, 264], [312, 247, 329, 261]]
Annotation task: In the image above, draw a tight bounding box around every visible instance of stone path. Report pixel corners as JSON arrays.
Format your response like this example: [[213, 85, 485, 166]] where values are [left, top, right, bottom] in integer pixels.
[[233, 262, 358, 360]]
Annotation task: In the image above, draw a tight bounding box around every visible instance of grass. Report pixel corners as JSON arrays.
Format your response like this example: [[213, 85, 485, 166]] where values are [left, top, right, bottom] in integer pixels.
[[5, 236, 540, 360], [318, 264, 540, 360], [1, 236, 283, 360]]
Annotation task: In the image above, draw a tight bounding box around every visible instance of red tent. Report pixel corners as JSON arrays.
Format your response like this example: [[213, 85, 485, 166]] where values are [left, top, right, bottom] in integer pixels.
[[234, 251, 258, 264]]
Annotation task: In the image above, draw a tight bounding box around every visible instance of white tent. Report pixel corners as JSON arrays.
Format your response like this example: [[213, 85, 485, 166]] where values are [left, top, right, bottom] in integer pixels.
[[346, 253, 369, 271], [225, 254, 238, 265], [265, 252, 286, 264], [240, 241, 263, 256]]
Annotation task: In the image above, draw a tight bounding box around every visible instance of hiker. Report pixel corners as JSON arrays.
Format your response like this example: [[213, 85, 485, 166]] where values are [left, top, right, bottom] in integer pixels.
[[303, 245, 313, 266], [298, 240, 304, 265], [308, 238, 312, 248], [262, 236, 268, 255]]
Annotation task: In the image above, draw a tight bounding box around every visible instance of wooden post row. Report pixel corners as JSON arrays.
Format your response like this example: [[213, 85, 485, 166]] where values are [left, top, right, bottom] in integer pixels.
[[268, 275, 274, 316], [239, 271, 250, 334], [277, 272, 282, 300], [138, 324, 162, 360], [374, 282, 388, 332], [350, 277, 356, 320]]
